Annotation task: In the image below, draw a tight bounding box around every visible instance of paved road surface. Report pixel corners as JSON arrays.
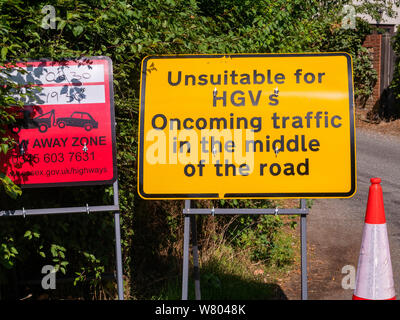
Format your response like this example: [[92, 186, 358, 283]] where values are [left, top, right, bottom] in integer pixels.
[[306, 128, 400, 300]]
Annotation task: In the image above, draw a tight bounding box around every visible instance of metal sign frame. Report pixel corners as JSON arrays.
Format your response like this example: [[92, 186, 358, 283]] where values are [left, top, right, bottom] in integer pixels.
[[0, 180, 124, 300], [138, 53, 356, 199], [181, 199, 309, 300], [0, 56, 123, 299], [1, 56, 118, 188], [137, 53, 354, 299]]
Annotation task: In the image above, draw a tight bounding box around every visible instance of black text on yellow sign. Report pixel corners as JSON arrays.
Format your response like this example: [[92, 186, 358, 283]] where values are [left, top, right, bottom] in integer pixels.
[[138, 53, 356, 199]]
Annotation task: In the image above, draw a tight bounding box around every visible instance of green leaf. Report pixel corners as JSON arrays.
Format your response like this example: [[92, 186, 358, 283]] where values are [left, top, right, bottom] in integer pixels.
[[1, 143, 8, 154], [50, 245, 57, 257], [57, 19, 67, 30], [1, 47, 8, 61], [24, 230, 32, 239], [72, 25, 84, 37]]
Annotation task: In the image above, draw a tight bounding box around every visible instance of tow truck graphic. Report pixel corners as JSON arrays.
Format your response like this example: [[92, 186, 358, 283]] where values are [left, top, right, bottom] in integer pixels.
[[10, 109, 98, 134]]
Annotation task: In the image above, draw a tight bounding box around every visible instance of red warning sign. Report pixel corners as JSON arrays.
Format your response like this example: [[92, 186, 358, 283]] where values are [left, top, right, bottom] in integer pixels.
[[0, 56, 117, 187]]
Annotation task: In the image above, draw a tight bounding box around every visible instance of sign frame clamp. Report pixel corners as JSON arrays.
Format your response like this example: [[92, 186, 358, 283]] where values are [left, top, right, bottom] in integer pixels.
[[0, 180, 125, 301], [181, 199, 309, 300]]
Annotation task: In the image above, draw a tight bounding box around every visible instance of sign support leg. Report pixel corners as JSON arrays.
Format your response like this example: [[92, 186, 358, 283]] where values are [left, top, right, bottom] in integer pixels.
[[113, 181, 124, 300], [300, 199, 308, 300], [190, 214, 201, 300], [180, 199, 309, 300], [114, 211, 124, 300], [182, 200, 191, 300]]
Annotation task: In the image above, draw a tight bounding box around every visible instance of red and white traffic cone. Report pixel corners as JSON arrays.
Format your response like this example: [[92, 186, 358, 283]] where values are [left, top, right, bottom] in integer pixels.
[[353, 177, 396, 300]]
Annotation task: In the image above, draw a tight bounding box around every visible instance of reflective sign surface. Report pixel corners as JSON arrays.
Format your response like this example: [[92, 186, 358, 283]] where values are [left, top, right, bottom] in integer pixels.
[[138, 53, 356, 199], [0, 57, 117, 187]]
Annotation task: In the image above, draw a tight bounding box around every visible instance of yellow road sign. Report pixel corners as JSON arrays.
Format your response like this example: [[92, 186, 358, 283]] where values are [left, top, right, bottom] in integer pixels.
[[138, 53, 356, 199]]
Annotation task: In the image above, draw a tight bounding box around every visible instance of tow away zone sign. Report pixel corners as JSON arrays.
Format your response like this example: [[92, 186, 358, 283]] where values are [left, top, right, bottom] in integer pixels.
[[1, 56, 117, 187], [138, 53, 356, 199]]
